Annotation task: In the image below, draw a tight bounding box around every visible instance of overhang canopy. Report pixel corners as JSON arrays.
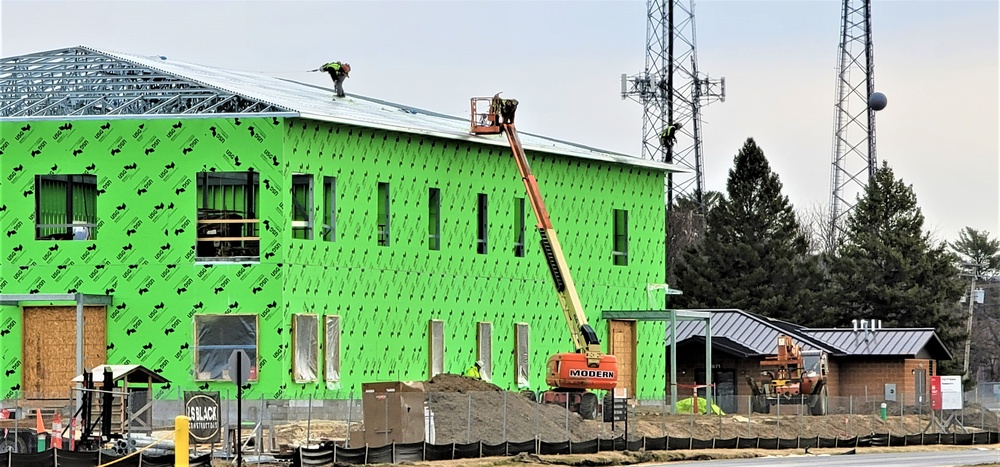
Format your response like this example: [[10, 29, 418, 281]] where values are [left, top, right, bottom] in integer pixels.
[[71, 364, 169, 385]]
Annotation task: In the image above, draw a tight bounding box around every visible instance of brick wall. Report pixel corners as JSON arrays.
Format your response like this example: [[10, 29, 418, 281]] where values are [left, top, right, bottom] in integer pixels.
[[833, 357, 935, 403]]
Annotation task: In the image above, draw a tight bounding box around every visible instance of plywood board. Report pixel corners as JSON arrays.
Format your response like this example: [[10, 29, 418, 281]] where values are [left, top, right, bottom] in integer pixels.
[[22, 306, 107, 398], [609, 320, 636, 398]]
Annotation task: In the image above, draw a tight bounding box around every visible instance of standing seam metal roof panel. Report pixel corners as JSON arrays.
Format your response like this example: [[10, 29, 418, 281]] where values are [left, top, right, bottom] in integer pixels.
[[801, 329, 951, 359], [0, 46, 684, 173]]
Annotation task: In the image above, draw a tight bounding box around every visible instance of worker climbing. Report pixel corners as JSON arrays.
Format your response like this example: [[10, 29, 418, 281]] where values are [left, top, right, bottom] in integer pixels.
[[319, 61, 351, 98], [490, 93, 518, 125], [660, 121, 682, 149], [464, 360, 484, 380]]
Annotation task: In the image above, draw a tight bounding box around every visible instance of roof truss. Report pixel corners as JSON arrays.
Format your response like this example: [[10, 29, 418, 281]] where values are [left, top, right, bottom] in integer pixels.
[[0, 46, 291, 118]]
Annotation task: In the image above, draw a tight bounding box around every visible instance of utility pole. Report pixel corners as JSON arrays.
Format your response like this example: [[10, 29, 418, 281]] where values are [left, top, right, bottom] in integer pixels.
[[962, 263, 985, 381]]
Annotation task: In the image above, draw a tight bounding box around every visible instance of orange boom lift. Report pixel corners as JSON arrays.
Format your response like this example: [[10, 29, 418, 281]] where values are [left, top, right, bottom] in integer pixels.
[[470, 95, 618, 419]]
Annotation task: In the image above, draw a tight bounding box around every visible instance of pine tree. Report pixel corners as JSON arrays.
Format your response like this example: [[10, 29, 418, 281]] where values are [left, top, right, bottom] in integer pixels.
[[827, 162, 965, 363], [950, 227, 1000, 278], [672, 138, 825, 323]]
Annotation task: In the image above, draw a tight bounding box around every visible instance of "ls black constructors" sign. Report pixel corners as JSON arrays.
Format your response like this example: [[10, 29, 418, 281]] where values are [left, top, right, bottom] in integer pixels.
[[184, 391, 221, 443]]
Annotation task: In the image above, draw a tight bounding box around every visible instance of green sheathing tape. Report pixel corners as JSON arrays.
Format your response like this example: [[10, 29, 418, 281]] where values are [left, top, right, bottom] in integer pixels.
[[0, 117, 286, 400], [282, 119, 666, 399]]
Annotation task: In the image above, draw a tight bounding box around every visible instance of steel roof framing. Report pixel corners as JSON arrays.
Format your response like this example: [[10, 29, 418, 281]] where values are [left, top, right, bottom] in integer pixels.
[[0, 46, 292, 118]]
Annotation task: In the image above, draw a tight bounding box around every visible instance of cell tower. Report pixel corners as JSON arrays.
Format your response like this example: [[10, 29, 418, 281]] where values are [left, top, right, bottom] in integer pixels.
[[828, 0, 883, 243], [621, 0, 724, 211]]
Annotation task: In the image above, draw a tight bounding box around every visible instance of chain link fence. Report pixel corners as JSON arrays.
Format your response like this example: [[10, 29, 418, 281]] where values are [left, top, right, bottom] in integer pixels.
[[3, 385, 999, 453]]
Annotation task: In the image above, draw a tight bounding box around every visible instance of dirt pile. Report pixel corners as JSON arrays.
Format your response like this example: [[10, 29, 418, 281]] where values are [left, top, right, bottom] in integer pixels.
[[424, 373, 503, 393], [424, 374, 613, 444]]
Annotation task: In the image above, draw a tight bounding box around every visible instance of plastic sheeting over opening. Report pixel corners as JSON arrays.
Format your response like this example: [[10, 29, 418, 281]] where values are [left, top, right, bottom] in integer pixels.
[[515, 323, 530, 388], [325, 315, 341, 382], [294, 314, 319, 382], [429, 320, 444, 378], [194, 314, 257, 381], [477, 322, 492, 382]]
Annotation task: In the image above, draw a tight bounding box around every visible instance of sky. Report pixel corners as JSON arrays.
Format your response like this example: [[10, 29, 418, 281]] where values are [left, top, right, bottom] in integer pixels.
[[2, 0, 997, 243]]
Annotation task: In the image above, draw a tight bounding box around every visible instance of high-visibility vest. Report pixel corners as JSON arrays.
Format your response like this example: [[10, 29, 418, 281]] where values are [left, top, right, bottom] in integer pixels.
[[464, 366, 481, 379], [322, 62, 342, 72]]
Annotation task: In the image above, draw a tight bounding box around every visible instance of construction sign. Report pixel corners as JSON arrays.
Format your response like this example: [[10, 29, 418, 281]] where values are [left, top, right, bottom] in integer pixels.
[[185, 391, 221, 443]]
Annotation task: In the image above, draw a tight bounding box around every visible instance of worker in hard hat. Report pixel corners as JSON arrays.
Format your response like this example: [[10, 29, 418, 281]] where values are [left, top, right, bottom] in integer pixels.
[[464, 360, 484, 379], [660, 121, 682, 149], [320, 61, 351, 98], [489, 93, 519, 126]]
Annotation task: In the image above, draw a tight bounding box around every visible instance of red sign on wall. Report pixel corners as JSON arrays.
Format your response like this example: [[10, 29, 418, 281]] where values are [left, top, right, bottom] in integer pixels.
[[930, 375, 942, 410]]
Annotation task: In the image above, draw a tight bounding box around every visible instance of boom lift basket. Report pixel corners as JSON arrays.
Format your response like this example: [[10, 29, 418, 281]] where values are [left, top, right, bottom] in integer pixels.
[[469, 97, 502, 135]]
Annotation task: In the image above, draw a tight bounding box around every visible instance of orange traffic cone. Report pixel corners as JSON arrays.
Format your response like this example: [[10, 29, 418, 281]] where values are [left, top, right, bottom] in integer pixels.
[[51, 413, 62, 449], [35, 409, 47, 451]]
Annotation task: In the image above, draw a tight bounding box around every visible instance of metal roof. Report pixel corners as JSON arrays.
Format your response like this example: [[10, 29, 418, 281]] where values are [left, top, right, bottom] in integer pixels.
[[1, 46, 681, 172], [802, 328, 953, 360], [669, 309, 836, 355]]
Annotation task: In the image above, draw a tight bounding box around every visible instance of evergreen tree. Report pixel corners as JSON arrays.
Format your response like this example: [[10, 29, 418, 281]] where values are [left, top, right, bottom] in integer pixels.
[[950, 227, 1000, 279], [672, 138, 825, 324], [826, 162, 965, 365]]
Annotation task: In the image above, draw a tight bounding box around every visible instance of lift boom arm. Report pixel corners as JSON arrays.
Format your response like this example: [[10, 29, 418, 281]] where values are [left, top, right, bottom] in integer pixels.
[[501, 123, 604, 366]]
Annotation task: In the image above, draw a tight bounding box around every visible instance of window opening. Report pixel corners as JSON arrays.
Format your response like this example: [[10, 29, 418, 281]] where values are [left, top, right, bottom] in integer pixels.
[[429, 320, 445, 377], [325, 315, 341, 382], [477, 193, 488, 254], [377, 182, 390, 246], [428, 187, 441, 251], [35, 174, 98, 240], [515, 322, 529, 388], [322, 176, 336, 242], [477, 321, 493, 382], [197, 171, 260, 260], [291, 174, 314, 240], [513, 196, 525, 257], [613, 208, 629, 266], [292, 314, 319, 382], [194, 314, 258, 381]]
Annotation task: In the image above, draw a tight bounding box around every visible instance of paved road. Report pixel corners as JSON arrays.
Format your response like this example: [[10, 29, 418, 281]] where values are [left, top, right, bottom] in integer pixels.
[[664, 448, 1000, 467]]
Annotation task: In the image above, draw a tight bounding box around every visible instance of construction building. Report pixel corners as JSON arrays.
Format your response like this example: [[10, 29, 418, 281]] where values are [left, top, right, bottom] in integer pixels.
[[0, 46, 683, 404]]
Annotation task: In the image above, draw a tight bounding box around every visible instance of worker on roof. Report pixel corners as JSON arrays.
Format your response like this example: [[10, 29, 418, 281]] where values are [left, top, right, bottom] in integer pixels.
[[464, 360, 484, 379], [660, 122, 682, 149], [320, 61, 351, 98]]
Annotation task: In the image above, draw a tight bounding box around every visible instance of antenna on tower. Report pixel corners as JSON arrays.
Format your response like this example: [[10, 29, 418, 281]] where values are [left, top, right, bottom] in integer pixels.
[[828, 0, 885, 246], [621, 0, 724, 212]]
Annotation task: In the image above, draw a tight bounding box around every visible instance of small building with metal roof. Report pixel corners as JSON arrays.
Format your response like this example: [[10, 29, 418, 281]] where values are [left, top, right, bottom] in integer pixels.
[[656, 309, 950, 414]]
